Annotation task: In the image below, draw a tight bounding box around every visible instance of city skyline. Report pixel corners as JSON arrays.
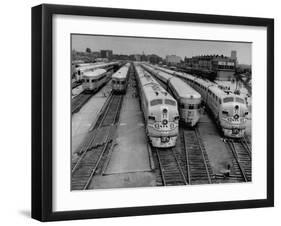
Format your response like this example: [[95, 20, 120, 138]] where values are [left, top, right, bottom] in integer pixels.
[[72, 34, 252, 65]]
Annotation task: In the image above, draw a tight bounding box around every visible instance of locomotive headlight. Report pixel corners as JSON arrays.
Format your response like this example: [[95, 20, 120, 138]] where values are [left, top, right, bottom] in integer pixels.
[[162, 119, 168, 125], [163, 108, 168, 114], [170, 123, 174, 129], [233, 114, 239, 120], [154, 123, 160, 129]]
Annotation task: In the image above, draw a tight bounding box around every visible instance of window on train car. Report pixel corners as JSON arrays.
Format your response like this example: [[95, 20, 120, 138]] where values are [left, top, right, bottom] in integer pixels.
[[150, 99, 163, 106], [236, 97, 245, 104], [165, 99, 176, 106], [223, 97, 234, 103]]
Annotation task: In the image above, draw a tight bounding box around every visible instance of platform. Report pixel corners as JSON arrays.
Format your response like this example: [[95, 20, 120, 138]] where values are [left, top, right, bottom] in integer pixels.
[[105, 82, 151, 174], [71, 83, 112, 154], [197, 113, 233, 175], [88, 75, 156, 189]]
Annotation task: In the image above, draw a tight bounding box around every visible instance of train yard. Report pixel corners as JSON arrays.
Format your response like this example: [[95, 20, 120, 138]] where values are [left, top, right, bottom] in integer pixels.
[[71, 61, 252, 190]]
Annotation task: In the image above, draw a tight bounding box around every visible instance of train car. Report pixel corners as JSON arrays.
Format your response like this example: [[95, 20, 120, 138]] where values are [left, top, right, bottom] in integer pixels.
[[82, 68, 111, 93], [155, 65, 248, 138], [205, 86, 248, 138], [141, 64, 201, 127], [74, 64, 96, 81], [111, 63, 131, 94], [75, 62, 117, 82], [134, 63, 179, 148]]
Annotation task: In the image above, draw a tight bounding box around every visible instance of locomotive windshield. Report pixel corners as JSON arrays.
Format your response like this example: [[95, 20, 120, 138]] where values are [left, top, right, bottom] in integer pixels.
[[165, 99, 176, 106], [150, 99, 163, 106], [223, 97, 234, 103], [235, 97, 245, 104]]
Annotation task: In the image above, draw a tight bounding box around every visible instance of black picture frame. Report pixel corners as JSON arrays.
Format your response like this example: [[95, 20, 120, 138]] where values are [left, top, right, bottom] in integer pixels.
[[32, 3, 274, 222]]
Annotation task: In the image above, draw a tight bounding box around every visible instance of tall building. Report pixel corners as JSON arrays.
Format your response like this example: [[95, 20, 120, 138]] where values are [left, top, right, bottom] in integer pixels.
[[134, 54, 141, 61], [140, 52, 147, 62], [230, 50, 237, 60], [100, 50, 113, 59], [230, 50, 238, 65], [165, 55, 182, 65]]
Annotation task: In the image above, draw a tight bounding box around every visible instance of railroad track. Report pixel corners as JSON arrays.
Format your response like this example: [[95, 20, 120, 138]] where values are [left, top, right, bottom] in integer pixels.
[[226, 138, 252, 182], [155, 148, 188, 186], [71, 94, 123, 190], [72, 81, 82, 89], [240, 136, 251, 156], [72, 93, 92, 114], [182, 128, 212, 185]]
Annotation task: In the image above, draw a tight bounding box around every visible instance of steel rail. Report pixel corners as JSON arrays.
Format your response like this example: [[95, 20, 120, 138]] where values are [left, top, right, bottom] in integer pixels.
[[226, 139, 248, 182], [71, 95, 115, 173], [182, 128, 212, 184], [194, 128, 212, 184], [83, 129, 111, 190], [156, 148, 188, 186], [172, 148, 188, 185]]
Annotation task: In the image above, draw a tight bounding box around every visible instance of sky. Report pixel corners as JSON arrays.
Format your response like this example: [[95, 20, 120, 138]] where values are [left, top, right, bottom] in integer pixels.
[[72, 34, 252, 65]]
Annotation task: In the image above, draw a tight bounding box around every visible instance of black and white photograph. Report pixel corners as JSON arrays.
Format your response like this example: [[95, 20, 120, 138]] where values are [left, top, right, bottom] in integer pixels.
[[71, 34, 252, 190]]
